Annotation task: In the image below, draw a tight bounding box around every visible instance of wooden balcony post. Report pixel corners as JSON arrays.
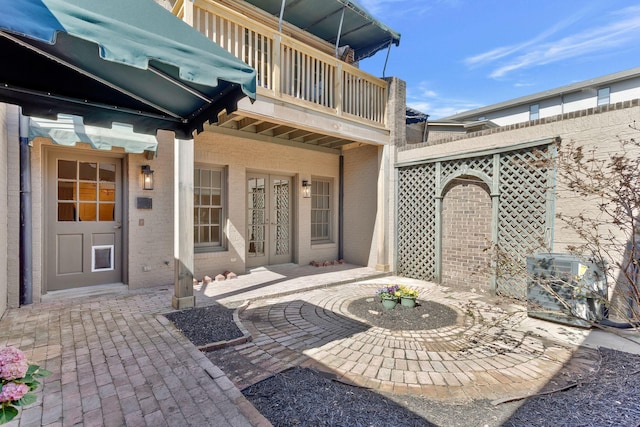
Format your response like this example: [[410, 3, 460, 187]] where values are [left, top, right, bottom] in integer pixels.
[[182, 0, 194, 26], [336, 63, 343, 116], [273, 34, 282, 97]]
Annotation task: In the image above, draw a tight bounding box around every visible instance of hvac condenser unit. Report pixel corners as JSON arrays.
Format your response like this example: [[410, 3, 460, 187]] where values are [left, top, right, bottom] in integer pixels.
[[526, 253, 607, 328]]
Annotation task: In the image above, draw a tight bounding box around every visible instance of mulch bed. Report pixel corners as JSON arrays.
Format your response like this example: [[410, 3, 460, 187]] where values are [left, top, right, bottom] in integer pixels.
[[242, 367, 433, 427], [164, 303, 243, 346], [347, 297, 459, 330], [504, 347, 640, 426]]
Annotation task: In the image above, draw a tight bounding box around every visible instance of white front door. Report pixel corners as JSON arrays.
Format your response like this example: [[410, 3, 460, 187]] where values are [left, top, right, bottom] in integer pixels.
[[46, 152, 123, 291], [247, 173, 292, 268]]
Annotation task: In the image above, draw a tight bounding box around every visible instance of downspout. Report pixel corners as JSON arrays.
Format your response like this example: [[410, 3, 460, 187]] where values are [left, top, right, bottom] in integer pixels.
[[19, 111, 32, 305], [338, 151, 344, 260], [334, 5, 346, 58]]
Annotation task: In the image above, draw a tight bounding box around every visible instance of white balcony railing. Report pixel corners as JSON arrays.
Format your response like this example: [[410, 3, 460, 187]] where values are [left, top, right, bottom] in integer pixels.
[[178, 0, 388, 127]]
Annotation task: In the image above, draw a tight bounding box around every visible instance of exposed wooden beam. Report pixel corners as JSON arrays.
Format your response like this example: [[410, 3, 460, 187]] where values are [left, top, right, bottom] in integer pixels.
[[217, 111, 241, 127], [255, 121, 281, 134], [324, 140, 351, 149], [237, 117, 260, 131], [288, 129, 316, 140], [271, 126, 296, 137], [318, 136, 343, 146]]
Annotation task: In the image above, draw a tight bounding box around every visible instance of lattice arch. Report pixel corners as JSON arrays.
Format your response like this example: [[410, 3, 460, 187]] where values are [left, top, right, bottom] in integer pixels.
[[396, 141, 554, 299]]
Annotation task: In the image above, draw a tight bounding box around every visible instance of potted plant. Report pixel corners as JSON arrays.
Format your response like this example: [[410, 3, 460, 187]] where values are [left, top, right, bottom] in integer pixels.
[[399, 285, 419, 308], [376, 285, 400, 310]]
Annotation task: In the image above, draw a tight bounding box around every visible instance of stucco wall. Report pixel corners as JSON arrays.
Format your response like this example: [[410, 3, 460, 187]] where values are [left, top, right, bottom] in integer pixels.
[[343, 144, 379, 267], [191, 132, 341, 279]]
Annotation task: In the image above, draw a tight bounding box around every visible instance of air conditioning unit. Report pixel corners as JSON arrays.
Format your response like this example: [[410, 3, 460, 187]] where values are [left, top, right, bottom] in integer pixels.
[[526, 253, 607, 328]]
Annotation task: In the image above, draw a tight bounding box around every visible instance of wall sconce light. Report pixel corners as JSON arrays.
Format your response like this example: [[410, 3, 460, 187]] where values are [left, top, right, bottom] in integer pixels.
[[302, 180, 311, 198], [141, 165, 154, 190]]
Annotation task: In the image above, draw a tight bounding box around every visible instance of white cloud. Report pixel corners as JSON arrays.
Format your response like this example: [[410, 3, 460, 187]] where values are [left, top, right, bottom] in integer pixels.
[[407, 81, 482, 118], [465, 5, 640, 79], [358, 0, 434, 18]]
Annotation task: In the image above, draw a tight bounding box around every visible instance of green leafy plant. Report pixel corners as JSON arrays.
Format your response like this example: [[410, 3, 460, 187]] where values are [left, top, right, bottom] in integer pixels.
[[0, 346, 51, 425], [399, 285, 419, 299]]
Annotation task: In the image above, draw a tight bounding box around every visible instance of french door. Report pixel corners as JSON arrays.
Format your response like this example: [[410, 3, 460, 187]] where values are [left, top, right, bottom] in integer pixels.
[[247, 173, 292, 267]]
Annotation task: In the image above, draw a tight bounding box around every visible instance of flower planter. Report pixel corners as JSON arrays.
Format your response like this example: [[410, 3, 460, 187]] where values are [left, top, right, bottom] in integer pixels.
[[381, 297, 398, 310], [400, 297, 417, 308]]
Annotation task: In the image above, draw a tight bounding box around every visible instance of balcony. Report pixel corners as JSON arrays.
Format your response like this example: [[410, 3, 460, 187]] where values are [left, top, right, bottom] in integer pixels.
[[173, 0, 391, 149]]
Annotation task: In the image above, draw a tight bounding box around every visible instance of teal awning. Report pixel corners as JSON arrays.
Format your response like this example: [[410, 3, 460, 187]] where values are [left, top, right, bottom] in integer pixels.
[[29, 115, 158, 154], [244, 0, 400, 60], [0, 0, 256, 139]]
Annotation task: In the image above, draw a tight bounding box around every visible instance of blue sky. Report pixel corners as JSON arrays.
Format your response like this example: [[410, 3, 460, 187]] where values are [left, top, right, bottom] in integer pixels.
[[357, 0, 640, 119]]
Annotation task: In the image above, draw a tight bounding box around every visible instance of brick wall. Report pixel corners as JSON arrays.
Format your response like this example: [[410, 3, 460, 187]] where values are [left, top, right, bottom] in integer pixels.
[[191, 132, 341, 279], [441, 178, 492, 289]]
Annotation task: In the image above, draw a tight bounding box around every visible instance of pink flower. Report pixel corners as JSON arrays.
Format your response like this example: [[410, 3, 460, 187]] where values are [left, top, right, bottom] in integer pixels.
[[0, 347, 29, 381], [0, 382, 30, 403]]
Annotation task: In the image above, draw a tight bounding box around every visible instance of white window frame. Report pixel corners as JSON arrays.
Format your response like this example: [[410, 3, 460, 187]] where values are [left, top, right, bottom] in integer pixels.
[[311, 178, 332, 243], [194, 165, 227, 253], [529, 104, 539, 121], [597, 87, 610, 106]]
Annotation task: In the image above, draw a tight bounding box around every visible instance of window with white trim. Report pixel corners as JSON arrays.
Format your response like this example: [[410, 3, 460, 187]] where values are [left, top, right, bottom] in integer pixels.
[[194, 165, 226, 252], [311, 179, 332, 242], [597, 87, 610, 106], [529, 104, 539, 121]]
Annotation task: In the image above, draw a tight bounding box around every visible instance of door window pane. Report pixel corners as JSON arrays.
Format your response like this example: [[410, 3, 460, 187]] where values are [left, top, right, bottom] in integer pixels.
[[79, 182, 97, 201], [78, 203, 96, 221], [99, 183, 115, 201], [79, 162, 97, 181], [58, 160, 76, 180], [58, 181, 76, 201], [99, 203, 115, 221], [99, 163, 116, 182], [58, 203, 76, 221]]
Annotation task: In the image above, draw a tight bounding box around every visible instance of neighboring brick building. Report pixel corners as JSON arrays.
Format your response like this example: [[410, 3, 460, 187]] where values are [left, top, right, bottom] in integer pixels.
[[397, 68, 640, 309]]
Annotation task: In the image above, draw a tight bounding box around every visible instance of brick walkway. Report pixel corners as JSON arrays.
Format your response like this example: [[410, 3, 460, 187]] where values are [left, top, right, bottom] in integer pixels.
[[2, 264, 639, 425], [207, 280, 596, 403], [0, 287, 270, 427]]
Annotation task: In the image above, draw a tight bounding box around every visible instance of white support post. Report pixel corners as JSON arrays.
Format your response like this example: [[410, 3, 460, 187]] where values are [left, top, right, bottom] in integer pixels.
[[172, 136, 195, 309], [376, 144, 390, 272]]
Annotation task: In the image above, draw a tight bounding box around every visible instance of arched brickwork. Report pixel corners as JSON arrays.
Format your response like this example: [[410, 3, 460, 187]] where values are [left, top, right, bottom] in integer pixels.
[[441, 177, 492, 290]]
